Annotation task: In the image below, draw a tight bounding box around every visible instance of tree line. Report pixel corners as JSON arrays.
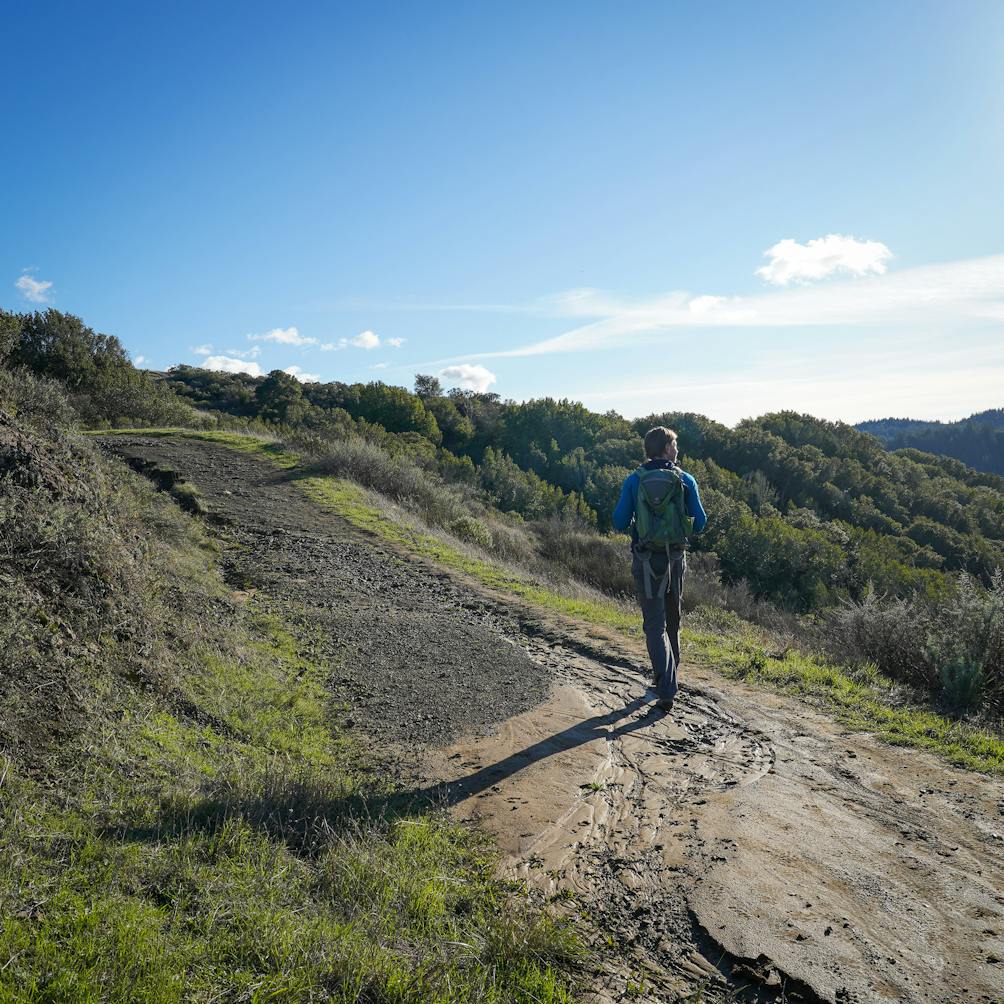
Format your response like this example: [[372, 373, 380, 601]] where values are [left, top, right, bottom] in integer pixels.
[[858, 410, 1004, 477]]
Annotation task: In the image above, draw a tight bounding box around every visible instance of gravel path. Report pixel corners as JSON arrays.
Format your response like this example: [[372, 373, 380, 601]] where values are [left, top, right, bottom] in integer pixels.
[[107, 435, 550, 750]]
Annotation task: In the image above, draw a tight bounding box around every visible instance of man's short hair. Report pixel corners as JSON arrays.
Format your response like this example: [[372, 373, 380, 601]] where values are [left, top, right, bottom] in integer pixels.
[[643, 426, 678, 459]]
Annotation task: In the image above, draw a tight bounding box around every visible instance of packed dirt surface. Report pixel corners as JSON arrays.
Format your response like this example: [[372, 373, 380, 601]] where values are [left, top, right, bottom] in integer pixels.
[[105, 435, 1004, 1004]]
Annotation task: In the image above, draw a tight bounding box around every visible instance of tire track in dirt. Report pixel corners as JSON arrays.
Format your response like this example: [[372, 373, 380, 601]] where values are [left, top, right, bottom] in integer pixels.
[[106, 435, 1004, 1004]]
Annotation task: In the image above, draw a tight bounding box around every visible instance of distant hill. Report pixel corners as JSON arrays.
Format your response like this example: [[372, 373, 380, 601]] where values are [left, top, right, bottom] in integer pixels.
[[856, 409, 1004, 476]]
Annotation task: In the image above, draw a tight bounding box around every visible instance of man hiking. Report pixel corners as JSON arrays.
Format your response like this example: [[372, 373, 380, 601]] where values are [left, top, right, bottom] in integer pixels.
[[612, 426, 707, 712]]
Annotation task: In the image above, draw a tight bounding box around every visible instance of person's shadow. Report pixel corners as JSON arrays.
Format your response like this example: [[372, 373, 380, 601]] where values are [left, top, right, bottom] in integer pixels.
[[421, 691, 664, 809], [104, 693, 668, 848]]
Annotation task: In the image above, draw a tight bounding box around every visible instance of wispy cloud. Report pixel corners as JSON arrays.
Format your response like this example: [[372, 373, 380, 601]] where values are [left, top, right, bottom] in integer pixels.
[[15, 272, 53, 304], [440, 363, 497, 392], [386, 337, 405, 347], [756, 234, 892, 285], [577, 338, 1004, 426], [203, 355, 263, 377], [283, 365, 320, 382], [464, 253, 1004, 359], [248, 326, 318, 347], [223, 345, 261, 360], [135, 354, 147, 366], [192, 343, 214, 356]]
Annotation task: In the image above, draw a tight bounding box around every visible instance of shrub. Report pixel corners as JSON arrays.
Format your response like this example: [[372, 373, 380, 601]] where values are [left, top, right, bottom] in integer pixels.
[[825, 588, 936, 691], [449, 514, 494, 550], [928, 571, 1004, 714], [0, 367, 76, 429], [535, 518, 634, 596], [938, 655, 986, 716]]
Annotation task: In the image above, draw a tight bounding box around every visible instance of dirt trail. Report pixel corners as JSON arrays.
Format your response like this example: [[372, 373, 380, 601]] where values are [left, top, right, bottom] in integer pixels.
[[107, 436, 1004, 1004]]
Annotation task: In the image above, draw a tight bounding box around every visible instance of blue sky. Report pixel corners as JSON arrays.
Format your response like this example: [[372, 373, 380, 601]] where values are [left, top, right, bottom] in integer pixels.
[[4, 0, 1003, 424]]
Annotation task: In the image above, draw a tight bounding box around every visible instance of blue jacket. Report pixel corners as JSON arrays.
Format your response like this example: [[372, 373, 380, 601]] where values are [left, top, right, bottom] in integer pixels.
[[612, 460, 707, 544]]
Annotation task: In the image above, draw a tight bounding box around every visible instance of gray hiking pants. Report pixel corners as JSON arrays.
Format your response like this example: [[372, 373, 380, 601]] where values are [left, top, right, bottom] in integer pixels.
[[631, 550, 686, 702]]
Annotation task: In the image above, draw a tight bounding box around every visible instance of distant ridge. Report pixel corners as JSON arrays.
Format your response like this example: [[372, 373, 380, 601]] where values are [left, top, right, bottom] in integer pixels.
[[857, 408, 1004, 476]]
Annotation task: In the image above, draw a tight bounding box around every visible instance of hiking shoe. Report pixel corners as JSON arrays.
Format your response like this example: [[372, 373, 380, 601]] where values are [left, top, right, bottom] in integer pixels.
[[656, 697, 674, 713]]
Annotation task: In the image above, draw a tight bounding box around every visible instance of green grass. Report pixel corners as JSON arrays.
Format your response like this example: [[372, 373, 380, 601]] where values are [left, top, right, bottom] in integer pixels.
[[94, 427, 1004, 777], [2, 612, 580, 1004], [690, 624, 1004, 774]]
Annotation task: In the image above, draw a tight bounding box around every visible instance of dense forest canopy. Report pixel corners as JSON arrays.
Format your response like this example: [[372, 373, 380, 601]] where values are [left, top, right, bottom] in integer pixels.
[[4, 308, 1004, 616]]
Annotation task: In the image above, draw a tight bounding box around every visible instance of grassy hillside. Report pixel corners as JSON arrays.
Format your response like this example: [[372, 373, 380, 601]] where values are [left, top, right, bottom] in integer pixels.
[[0, 375, 579, 1001], [3, 305, 1003, 719]]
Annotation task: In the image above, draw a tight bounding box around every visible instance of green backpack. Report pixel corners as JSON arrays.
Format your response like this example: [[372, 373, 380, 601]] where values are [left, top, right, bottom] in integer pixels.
[[634, 466, 695, 598]]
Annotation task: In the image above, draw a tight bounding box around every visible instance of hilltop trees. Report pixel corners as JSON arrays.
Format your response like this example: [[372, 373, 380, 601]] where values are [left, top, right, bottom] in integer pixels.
[[859, 411, 1004, 477], [256, 370, 309, 425], [0, 309, 195, 426]]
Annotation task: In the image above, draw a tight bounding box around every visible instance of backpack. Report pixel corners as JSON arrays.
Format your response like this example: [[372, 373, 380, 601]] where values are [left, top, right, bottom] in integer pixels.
[[633, 466, 695, 598]]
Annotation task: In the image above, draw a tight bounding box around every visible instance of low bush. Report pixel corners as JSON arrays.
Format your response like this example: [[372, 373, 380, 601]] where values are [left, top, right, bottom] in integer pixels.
[[535, 518, 634, 597], [0, 366, 77, 429], [824, 588, 935, 692], [938, 655, 986, 716], [311, 436, 470, 530], [449, 513, 494, 550], [825, 572, 1004, 715]]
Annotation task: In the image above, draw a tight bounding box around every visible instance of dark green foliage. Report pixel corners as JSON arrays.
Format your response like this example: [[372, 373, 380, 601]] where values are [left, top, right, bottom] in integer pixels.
[[6, 308, 129, 386], [166, 364, 260, 417], [479, 447, 594, 524], [1, 309, 200, 427], [425, 395, 474, 452], [859, 410, 1004, 477], [413, 373, 443, 398], [255, 369, 309, 424]]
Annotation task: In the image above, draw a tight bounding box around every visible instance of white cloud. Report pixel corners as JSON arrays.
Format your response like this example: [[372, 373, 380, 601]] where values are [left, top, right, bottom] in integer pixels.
[[386, 337, 406, 347], [248, 326, 318, 347], [372, 362, 389, 370], [440, 364, 497, 392], [320, 330, 382, 351], [351, 329, 380, 349], [192, 343, 214, 356], [756, 234, 892, 286], [283, 365, 320, 383], [203, 355, 263, 377], [15, 273, 53, 303], [135, 355, 147, 366]]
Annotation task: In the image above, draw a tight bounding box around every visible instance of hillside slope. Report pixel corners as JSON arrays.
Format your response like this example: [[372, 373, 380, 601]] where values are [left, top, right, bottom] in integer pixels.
[[0, 412, 580, 1003], [858, 409, 1004, 476], [101, 432, 1004, 1004]]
